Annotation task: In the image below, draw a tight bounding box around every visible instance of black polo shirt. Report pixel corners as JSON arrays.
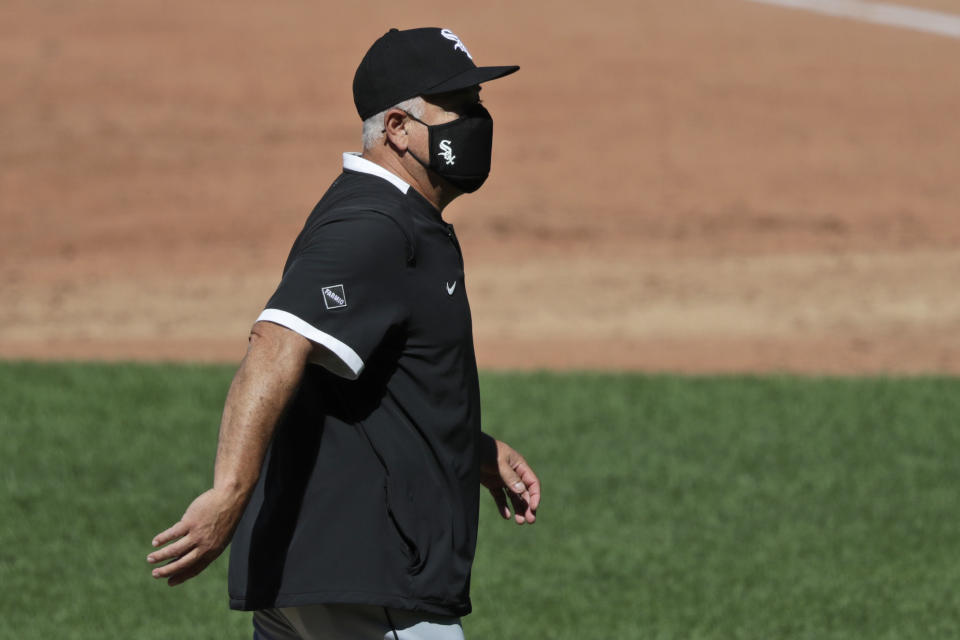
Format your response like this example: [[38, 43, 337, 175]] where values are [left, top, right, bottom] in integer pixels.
[[227, 153, 482, 617]]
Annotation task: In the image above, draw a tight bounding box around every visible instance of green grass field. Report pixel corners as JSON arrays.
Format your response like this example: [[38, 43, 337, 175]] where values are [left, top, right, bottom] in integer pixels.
[[2, 362, 959, 639]]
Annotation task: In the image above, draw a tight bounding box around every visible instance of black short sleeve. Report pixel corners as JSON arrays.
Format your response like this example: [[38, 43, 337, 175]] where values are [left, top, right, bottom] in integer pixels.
[[257, 211, 409, 379]]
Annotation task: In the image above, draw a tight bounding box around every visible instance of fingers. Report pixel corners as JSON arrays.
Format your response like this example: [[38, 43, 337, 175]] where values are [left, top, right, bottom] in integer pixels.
[[147, 520, 203, 584], [507, 490, 529, 524], [488, 487, 511, 520], [168, 561, 208, 587], [515, 461, 541, 513], [147, 530, 222, 587], [152, 521, 188, 548], [489, 439, 540, 525], [502, 462, 538, 524], [150, 547, 200, 580], [147, 535, 193, 565], [498, 458, 527, 498]]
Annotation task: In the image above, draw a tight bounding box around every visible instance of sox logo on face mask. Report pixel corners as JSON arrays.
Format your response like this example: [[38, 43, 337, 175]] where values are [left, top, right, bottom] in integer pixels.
[[403, 103, 492, 193], [438, 140, 456, 166], [440, 29, 472, 60]]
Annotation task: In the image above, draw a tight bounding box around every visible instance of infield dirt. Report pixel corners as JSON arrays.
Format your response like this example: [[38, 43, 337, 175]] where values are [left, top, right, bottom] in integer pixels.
[[2, 0, 958, 373]]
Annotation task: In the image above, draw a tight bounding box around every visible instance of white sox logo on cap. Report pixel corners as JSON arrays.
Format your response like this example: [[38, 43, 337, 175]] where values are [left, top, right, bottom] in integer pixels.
[[440, 29, 473, 60], [352, 27, 518, 120]]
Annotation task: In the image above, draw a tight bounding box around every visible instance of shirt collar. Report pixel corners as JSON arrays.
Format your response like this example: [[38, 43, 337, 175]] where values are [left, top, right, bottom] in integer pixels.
[[342, 152, 411, 194]]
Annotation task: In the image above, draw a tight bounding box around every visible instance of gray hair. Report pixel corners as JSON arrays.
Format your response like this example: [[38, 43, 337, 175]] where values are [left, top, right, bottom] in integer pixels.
[[361, 97, 425, 150]]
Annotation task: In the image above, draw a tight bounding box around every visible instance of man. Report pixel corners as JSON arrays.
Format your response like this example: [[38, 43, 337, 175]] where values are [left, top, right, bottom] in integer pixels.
[[147, 27, 541, 640]]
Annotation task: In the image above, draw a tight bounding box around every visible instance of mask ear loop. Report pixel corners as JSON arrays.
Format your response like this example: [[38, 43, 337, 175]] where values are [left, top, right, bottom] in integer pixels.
[[379, 111, 431, 169], [379, 110, 424, 137], [400, 110, 430, 127], [395, 111, 434, 171]]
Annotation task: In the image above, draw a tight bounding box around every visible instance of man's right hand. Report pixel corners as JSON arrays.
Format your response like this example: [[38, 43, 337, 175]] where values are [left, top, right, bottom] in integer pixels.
[[147, 321, 314, 587], [147, 487, 245, 586]]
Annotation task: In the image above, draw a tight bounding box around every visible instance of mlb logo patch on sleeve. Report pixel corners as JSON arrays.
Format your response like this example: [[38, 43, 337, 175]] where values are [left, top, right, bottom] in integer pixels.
[[321, 284, 347, 310]]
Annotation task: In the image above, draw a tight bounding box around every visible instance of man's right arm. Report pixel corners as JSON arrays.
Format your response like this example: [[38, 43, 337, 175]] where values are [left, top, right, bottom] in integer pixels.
[[146, 320, 314, 586]]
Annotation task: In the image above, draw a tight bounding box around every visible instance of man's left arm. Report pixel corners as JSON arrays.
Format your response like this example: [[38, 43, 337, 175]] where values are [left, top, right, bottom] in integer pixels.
[[479, 432, 541, 525]]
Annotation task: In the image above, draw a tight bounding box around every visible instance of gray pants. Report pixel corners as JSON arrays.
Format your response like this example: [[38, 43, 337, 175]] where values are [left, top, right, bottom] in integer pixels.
[[253, 603, 465, 640]]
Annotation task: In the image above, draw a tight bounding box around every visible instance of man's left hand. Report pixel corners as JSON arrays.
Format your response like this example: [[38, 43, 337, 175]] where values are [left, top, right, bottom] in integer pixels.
[[480, 435, 541, 525]]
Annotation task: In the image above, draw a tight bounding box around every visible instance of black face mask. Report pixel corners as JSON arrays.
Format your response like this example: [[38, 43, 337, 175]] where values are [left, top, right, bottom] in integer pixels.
[[405, 103, 493, 193]]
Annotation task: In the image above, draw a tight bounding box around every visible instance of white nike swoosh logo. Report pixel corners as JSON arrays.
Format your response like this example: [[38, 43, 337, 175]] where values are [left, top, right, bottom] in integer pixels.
[[446, 281, 457, 295]]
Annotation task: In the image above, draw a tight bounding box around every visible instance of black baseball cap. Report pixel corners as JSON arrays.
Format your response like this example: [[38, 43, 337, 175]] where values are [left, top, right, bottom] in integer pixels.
[[353, 27, 519, 120]]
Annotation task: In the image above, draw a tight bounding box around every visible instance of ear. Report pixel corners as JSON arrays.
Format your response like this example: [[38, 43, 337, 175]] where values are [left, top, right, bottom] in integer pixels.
[[383, 108, 409, 151]]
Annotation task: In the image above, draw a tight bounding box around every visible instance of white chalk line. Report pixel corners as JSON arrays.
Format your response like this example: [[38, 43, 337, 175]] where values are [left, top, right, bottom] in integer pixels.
[[745, 0, 960, 39]]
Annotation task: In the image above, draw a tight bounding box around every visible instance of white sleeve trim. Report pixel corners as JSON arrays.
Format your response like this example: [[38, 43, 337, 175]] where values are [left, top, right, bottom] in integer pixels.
[[256, 308, 364, 380]]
